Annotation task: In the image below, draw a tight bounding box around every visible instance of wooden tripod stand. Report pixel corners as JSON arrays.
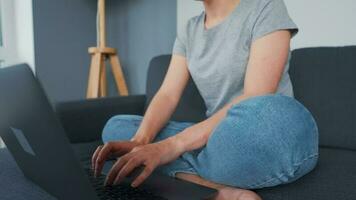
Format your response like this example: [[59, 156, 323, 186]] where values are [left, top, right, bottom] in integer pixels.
[[87, 0, 129, 98]]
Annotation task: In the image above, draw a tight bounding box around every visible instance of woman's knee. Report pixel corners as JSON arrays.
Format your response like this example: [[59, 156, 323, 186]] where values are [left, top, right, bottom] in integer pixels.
[[197, 137, 317, 189], [102, 114, 143, 143], [226, 94, 319, 152], [195, 94, 319, 188]]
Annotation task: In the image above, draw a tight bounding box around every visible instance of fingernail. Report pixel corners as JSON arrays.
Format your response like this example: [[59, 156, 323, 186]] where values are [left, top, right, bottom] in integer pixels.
[[131, 183, 136, 187]]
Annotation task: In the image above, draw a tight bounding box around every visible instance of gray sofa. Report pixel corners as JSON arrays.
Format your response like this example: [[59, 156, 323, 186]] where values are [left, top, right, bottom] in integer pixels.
[[55, 46, 356, 200]]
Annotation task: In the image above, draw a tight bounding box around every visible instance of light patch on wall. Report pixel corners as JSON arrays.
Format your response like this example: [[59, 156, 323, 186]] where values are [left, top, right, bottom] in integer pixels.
[[0, 137, 5, 148], [177, 0, 356, 49], [177, 0, 203, 36], [0, 0, 3, 47], [284, 0, 356, 49]]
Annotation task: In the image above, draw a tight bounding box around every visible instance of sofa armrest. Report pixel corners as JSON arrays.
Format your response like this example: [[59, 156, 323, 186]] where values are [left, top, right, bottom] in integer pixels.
[[55, 95, 146, 143]]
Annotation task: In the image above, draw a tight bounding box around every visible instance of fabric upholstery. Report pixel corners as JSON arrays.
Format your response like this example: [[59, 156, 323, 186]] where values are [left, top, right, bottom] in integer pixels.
[[145, 55, 207, 122], [0, 141, 100, 200], [256, 148, 356, 200], [55, 95, 146, 143], [0, 148, 55, 200], [289, 46, 356, 150]]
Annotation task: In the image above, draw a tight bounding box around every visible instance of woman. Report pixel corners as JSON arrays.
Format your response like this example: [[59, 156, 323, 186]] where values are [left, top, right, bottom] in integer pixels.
[[92, 0, 319, 199]]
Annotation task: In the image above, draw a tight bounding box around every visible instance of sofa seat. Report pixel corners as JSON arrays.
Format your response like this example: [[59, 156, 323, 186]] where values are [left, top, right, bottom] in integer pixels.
[[256, 147, 356, 200]]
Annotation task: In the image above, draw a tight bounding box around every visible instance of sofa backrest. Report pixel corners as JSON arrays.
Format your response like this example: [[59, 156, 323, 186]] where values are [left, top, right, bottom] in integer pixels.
[[145, 55, 207, 122], [146, 46, 356, 150], [289, 46, 356, 150]]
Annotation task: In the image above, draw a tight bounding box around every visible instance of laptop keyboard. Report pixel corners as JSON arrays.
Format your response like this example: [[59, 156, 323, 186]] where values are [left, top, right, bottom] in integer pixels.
[[85, 168, 167, 200]]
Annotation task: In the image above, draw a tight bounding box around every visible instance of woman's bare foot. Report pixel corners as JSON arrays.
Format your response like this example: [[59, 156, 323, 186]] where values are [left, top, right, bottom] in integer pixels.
[[175, 173, 261, 200], [213, 187, 261, 200]]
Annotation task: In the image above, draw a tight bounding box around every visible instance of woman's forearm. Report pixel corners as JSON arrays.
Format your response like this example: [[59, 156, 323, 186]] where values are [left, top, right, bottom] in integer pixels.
[[168, 93, 253, 153], [132, 91, 180, 145], [131, 55, 191, 145]]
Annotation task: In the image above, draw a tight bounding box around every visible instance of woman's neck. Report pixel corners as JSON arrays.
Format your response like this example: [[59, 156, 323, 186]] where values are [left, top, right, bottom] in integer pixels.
[[203, 0, 241, 29]]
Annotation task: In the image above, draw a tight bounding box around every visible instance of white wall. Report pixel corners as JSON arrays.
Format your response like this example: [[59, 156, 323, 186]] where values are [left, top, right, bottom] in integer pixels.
[[177, 1, 203, 37], [177, 0, 356, 49], [0, 138, 4, 148], [0, 0, 35, 71], [0, 0, 34, 148], [14, 0, 35, 71], [285, 0, 356, 49], [0, 0, 18, 66]]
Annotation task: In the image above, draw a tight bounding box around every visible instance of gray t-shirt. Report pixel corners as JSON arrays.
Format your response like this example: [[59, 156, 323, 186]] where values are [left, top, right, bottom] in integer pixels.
[[173, 0, 298, 117]]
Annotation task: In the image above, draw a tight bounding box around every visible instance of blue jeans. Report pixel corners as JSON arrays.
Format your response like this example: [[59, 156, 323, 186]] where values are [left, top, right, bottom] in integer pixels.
[[102, 94, 319, 189]]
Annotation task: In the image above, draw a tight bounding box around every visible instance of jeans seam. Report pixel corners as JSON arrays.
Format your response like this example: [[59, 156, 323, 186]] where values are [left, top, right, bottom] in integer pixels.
[[292, 153, 318, 168], [247, 153, 318, 189]]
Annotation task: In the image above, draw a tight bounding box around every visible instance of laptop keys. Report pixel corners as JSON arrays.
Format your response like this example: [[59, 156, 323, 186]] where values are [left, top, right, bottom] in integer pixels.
[[85, 168, 167, 200]]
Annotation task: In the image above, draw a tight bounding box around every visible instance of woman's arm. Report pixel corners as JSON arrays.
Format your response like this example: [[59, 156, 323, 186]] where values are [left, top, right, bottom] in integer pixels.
[[92, 55, 190, 176], [132, 55, 191, 145], [169, 30, 292, 153]]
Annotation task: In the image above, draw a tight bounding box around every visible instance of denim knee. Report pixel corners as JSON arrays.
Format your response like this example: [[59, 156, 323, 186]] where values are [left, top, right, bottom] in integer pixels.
[[226, 94, 319, 157], [101, 114, 143, 143], [191, 94, 319, 188]]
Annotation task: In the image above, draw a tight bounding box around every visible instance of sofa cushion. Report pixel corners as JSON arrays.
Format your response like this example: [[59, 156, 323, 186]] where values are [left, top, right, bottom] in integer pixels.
[[145, 55, 207, 122], [289, 46, 356, 150], [56, 95, 146, 143], [0, 148, 56, 199], [256, 147, 356, 200]]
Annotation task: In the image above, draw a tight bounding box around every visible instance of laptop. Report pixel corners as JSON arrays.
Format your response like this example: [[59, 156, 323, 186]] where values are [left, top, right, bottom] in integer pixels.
[[0, 64, 216, 200]]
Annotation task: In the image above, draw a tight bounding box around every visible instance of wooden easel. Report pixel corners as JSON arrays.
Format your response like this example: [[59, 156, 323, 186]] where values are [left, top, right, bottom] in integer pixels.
[[87, 0, 129, 98]]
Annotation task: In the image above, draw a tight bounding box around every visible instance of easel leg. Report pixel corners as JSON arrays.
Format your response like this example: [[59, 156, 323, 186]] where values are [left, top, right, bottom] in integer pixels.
[[87, 53, 102, 98], [99, 55, 107, 97], [109, 54, 129, 96]]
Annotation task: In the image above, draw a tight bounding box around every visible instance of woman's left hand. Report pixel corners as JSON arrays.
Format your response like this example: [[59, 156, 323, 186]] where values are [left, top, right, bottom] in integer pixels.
[[104, 139, 182, 187]]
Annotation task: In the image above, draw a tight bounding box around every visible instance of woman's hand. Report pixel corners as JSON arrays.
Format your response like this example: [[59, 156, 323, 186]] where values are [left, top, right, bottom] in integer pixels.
[[105, 139, 182, 187], [91, 140, 143, 177]]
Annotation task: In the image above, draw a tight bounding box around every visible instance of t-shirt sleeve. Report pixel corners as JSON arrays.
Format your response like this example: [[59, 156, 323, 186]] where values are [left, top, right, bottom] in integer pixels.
[[251, 0, 298, 42], [172, 37, 187, 57], [172, 22, 189, 57]]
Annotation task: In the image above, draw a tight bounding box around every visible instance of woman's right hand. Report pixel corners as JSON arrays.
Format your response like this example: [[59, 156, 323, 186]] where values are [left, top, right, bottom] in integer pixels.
[[91, 140, 143, 177]]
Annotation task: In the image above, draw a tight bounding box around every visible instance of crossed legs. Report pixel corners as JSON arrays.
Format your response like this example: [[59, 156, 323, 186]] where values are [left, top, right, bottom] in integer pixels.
[[102, 95, 318, 200]]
